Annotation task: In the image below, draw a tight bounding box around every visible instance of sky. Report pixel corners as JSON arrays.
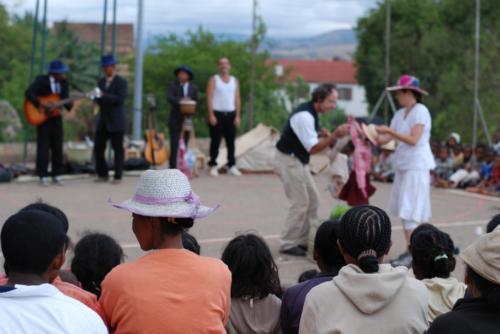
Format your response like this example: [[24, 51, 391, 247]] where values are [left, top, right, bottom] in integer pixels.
[[3, 0, 378, 39]]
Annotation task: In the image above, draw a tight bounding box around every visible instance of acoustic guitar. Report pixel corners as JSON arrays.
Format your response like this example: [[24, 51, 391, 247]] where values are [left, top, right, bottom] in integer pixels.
[[145, 94, 169, 167], [24, 92, 89, 126]]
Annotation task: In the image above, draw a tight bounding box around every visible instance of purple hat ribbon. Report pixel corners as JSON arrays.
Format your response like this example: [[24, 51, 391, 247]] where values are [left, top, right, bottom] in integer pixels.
[[132, 191, 201, 218]]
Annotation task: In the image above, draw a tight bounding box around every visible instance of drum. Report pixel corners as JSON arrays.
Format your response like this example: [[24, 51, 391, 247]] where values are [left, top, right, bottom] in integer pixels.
[[180, 100, 196, 115]]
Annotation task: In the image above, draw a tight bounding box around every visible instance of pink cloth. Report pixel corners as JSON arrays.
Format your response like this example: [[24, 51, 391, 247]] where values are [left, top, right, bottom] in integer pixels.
[[348, 117, 372, 198], [177, 138, 192, 179]]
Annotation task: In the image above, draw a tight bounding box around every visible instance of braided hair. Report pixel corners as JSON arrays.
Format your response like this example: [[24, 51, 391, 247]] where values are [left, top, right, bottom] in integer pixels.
[[338, 205, 392, 273], [410, 228, 456, 279]]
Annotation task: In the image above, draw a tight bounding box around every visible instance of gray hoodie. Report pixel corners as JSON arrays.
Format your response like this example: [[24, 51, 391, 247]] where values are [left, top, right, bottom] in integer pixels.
[[299, 264, 429, 334]]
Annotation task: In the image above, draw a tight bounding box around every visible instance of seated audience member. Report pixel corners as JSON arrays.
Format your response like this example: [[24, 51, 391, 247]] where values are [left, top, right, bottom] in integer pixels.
[[427, 228, 500, 334], [281, 220, 346, 334], [446, 132, 460, 153], [434, 146, 454, 188], [102, 169, 231, 334], [372, 145, 395, 182], [299, 205, 429, 334], [486, 213, 500, 233], [492, 131, 500, 155], [0, 209, 107, 334], [449, 145, 485, 189], [0, 202, 104, 319], [297, 269, 319, 283], [451, 144, 464, 169], [182, 231, 201, 254], [222, 234, 282, 334], [467, 150, 498, 195], [410, 227, 466, 321], [431, 139, 441, 157], [71, 233, 124, 298]]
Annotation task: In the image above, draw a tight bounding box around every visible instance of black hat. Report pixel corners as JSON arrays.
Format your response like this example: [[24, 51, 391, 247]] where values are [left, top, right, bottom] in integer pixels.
[[174, 65, 194, 80]]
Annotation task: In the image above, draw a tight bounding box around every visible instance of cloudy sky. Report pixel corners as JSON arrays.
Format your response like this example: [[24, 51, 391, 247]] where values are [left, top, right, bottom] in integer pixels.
[[4, 0, 378, 38]]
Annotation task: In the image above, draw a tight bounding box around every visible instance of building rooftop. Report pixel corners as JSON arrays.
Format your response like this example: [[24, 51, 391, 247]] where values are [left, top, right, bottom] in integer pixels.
[[273, 59, 358, 84]]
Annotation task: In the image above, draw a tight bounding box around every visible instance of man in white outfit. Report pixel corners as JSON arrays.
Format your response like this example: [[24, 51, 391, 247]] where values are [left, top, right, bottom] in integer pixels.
[[275, 83, 348, 256], [206, 57, 242, 176]]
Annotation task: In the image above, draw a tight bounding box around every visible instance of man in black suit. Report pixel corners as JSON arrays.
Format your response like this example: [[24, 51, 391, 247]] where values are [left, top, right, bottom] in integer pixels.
[[92, 54, 128, 184], [25, 60, 73, 186], [167, 65, 198, 169]]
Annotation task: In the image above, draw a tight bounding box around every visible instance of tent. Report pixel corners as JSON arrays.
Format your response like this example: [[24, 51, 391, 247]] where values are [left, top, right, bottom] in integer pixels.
[[217, 123, 280, 173]]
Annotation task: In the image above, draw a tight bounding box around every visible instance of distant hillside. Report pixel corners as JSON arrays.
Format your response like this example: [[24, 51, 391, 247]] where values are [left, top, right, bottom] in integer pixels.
[[264, 29, 357, 60]]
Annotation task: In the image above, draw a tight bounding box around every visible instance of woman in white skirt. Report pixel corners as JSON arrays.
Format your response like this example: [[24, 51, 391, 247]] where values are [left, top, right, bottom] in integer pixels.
[[376, 75, 435, 264]]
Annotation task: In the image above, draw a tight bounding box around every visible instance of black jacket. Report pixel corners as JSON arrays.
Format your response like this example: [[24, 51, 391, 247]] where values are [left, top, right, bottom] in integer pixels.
[[95, 75, 128, 133], [427, 298, 500, 334], [166, 80, 198, 130], [25, 74, 72, 110]]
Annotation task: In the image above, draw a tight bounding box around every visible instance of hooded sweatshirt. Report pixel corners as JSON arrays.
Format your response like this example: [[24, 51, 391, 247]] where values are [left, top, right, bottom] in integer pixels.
[[299, 264, 429, 334], [226, 294, 281, 334], [422, 277, 466, 321]]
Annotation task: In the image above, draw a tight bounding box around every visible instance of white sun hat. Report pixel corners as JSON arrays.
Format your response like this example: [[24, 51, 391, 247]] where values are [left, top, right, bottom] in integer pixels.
[[110, 169, 218, 219]]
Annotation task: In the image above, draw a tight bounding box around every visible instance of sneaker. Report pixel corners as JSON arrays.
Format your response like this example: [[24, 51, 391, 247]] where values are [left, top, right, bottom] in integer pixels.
[[390, 251, 413, 268], [280, 246, 306, 257], [39, 177, 50, 187], [209, 167, 219, 177], [228, 166, 242, 176], [52, 176, 64, 186]]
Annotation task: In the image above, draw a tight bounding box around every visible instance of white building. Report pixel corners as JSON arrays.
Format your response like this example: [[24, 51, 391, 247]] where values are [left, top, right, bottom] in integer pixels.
[[273, 59, 368, 117]]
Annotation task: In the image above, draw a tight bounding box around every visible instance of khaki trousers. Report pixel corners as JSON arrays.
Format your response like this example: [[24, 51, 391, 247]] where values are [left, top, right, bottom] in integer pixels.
[[275, 150, 320, 251]]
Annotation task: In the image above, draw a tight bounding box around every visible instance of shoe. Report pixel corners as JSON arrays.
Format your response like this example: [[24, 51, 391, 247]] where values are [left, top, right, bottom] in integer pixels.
[[94, 177, 109, 183], [390, 251, 413, 268], [228, 166, 242, 176], [209, 167, 219, 177], [280, 246, 306, 257], [39, 177, 50, 187], [111, 178, 122, 185], [52, 176, 64, 186], [298, 245, 308, 252]]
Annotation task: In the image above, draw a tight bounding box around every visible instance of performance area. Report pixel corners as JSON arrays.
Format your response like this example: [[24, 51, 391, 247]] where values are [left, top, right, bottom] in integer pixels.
[[1, 171, 498, 286]]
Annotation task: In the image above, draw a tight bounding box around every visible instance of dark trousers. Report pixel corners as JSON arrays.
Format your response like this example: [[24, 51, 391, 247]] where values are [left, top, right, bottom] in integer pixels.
[[36, 116, 64, 178], [169, 125, 190, 169], [94, 127, 124, 179], [208, 111, 236, 167]]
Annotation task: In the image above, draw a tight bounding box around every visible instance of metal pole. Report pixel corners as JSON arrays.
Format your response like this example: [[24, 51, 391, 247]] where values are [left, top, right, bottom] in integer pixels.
[[132, 0, 144, 141], [111, 0, 118, 57], [100, 0, 108, 59], [39, 0, 48, 73], [247, 0, 258, 130], [383, 0, 391, 124], [472, 0, 480, 150]]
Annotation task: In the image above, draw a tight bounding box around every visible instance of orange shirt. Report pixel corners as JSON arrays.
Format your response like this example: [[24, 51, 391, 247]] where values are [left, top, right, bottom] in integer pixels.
[[100, 249, 231, 334], [0, 274, 105, 321]]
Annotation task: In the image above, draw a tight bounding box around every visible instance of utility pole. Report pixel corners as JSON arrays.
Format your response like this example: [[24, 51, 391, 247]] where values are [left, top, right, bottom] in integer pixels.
[[383, 0, 391, 124], [111, 0, 118, 57], [39, 0, 48, 73], [247, 0, 258, 130], [132, 0, 144, 141], [100, 0, 108, 59]]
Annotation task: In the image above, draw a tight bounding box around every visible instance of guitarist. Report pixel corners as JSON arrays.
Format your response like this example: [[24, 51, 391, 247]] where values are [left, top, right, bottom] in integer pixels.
[[92, 54, 128, 184], [167, 65, 198, 169], [25, 60, 73, 186]]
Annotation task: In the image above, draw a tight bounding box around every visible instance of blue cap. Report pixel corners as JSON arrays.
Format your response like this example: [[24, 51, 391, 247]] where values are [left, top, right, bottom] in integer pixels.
[[174, 64, 194, 80], [101, 54, 117, 67], [48, 60, 69, 74]]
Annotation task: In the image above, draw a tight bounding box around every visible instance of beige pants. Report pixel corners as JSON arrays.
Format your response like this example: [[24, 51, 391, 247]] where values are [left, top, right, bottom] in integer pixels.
[[275, 150, 320, 251]]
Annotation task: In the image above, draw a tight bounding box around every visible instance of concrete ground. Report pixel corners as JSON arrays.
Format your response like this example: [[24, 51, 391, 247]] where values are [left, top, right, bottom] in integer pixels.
[[1, 171, 499, 288]]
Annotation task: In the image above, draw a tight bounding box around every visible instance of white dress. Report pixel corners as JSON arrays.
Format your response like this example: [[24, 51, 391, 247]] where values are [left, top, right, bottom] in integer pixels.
[[389, 103, 435, 223]]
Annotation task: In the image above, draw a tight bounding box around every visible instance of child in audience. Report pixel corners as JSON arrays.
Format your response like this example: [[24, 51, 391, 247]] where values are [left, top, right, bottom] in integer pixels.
[[0, 209, 107, 333], [372, 145, 395, 182], [71, 233, 124, 298], [299, 205, 429, 334], [451, 144, 464, 170], [434, 146, 454, 187], [281, 220, 346, 334], [222, 234, 282, 334], [427, 228, 500, 334], [410, 227, 466, 321]]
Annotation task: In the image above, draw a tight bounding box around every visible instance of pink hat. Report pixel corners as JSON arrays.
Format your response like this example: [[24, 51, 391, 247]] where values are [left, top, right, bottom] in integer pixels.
[[109, 169, 218, 219], [387, 75, 429, 96]]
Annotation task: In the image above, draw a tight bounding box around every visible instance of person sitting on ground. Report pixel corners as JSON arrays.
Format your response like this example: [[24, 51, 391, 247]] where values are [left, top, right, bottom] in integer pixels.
[[0, 209, 107, 333], [427, 227, 500, 334], [71, 233, 124, 298], [222, 233, 282, 334], [299, 205, 429, 334], [372, 145, 395, 182], [492, 131, 500, 155], [281, 220, 346, 334], [434, 146, 454, 188], [451, 144, 465, 170], [0, 202, 105, 319], [446, 132, 461, 154], [102, 169, 231, 334], [410, 227, 466, 321], [449, 144, 485, 189], [466, 149, 497, 194], [486, 213, 500, 233]]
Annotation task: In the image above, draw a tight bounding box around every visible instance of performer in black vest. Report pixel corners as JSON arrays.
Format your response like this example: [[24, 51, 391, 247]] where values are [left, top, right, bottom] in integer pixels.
[[92, 54, 128, 184], [25, 60, 73, 186], [275, 83, 349, 256], [166, 65, 198, 169]]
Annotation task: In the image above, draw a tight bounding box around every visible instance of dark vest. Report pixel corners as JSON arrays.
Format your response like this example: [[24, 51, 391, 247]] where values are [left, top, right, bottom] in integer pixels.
[[276, 101, 319, 164]]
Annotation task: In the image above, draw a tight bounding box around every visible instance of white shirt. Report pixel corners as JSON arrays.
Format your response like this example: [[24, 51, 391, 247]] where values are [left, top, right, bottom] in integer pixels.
[[182, 82, 189, 97], [49, 75, 61, 94], [0, 283, 107, 334], [290, 111, 319, 152], [390, 103, 435, 171], [212, 75, 237, 112]]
